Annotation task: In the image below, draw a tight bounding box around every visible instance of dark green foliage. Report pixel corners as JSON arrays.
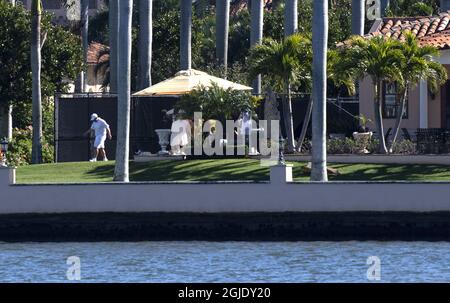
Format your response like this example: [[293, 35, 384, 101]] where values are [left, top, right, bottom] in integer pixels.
[[175, 84, 255, 121]]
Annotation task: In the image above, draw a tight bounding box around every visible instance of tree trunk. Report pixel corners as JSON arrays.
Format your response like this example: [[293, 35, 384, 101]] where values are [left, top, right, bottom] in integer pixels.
[[76, 0, 89, 93], [284, 0, 298, 36], [250, 0, 263, 95], [351, 0, 365, 35], [374, 81, 388, 154], [31, 0, 42, 164], [180, 0, 192, 70], [216, 0, 230, 75], [283, 82, 295, 153], [109, 0, 119, 93], [311, 0, 328, 182], [0, 104, 12, 140], [389, 87, 408, 152], [296, 96, 313, 152], [138, 0, 153, 90], [113, 0, 133, 182]]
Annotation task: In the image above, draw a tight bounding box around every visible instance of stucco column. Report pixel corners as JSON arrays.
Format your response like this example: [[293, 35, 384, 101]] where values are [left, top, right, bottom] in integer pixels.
[[270, 164, 293, 184], [419, 79, 428, 128]]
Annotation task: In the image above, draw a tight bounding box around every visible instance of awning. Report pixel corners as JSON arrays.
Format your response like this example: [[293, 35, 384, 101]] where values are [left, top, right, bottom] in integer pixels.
[[133, 69, 253, 96]]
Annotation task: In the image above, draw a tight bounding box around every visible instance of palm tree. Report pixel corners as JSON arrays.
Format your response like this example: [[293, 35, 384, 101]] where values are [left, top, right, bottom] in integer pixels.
[[109, 0, 119, 93], [344, 36, 405, 154], [310, 0, 328, 182], [351, 0, 365, 35], [250, 0, 264, 95], [389, 33, 447, 151], [138, 0, 153, 90], [113, 0, 133, 182], [284, 0, 297, 36], [216, 0, 230, 74], [248, 34, 311, 153], [0, 0, 16, 141], [31, 0, 42, 164], [180, 0, 192, 70], [74, 0, 89, 93]]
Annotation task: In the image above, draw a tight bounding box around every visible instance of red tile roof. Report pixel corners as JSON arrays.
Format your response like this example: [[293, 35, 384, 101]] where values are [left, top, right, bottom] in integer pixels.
[[87, 41, 109, 65], [367, 11, 450, 49]]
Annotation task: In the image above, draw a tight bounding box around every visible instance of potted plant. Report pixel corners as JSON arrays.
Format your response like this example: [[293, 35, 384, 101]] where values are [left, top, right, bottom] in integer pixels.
[[353, 114, 373, 154]]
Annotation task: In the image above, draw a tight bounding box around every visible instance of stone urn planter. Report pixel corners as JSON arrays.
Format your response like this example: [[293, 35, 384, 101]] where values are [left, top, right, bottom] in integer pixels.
[[155, 129, 171, 156], [352, 132, 373, 154]]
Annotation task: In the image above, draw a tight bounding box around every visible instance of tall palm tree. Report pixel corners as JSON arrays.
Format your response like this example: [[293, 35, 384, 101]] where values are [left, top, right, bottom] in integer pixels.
[[248, 34, 311, 153], [31, 0, 42, 164], [284, 0, 298, 36], [310, 0, 328, 182], [216, 0, 230, 74], [389, 33, 447, 151], [250, 0, 263, 95], [109, 0, 119, 93], [344, 36, 405, 154], [1, 0, 16, 141], [351, 0, 365, 36], [138, 0, 153, 90], [113, 0, 133, 182], [180, 0, 192, 70], [80, 0, 89, 93]]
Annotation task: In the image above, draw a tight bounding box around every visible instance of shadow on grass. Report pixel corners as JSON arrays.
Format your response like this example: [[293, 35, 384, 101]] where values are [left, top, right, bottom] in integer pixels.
[[85, 160, 270, 182], [84, 161, 450, 182]]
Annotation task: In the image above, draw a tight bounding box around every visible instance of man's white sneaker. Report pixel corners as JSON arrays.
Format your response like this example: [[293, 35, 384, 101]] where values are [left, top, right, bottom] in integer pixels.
[[89, 158, 97, 162], [103, 157, 108, 162]]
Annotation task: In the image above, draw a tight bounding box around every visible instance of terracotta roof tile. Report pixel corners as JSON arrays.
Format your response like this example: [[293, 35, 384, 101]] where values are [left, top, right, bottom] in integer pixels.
[[364, 11, 450, 50], [87, 41, 109, 65]]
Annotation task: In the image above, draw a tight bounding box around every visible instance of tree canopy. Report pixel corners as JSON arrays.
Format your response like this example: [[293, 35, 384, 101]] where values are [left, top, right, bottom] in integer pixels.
[[0, 1, 83, 125]]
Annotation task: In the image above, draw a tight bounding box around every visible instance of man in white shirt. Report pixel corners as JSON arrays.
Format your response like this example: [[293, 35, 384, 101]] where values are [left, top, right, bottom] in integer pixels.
[[84, 113, 112, 162]]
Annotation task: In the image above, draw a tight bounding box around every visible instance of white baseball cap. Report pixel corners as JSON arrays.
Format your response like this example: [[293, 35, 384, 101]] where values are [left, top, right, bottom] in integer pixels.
[[90, 113, 98, 121]]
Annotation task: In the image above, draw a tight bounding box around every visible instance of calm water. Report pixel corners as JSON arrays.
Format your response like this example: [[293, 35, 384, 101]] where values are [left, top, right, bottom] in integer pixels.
[[0, 241, 450, 282]]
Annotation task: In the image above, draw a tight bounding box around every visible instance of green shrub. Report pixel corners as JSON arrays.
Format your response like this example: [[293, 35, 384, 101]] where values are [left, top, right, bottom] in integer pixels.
[[6, 127, 54, 167], [390, 139, 417, 155]]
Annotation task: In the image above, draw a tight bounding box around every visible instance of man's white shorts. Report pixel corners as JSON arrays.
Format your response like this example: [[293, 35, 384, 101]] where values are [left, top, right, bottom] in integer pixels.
[[94, 135, 107, 149]]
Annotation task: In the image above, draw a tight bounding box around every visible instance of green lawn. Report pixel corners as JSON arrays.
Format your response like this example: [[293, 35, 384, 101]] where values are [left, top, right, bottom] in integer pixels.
[[14, 159, 450, 184]]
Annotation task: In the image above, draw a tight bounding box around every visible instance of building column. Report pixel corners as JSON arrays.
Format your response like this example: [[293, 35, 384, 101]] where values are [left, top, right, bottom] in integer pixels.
[[419, 79, 428, 128]]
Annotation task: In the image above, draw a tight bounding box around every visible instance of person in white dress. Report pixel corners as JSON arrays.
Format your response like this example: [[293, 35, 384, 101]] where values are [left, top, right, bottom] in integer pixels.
[[84, 113, 112, 162], [170, 113, 191, 155]]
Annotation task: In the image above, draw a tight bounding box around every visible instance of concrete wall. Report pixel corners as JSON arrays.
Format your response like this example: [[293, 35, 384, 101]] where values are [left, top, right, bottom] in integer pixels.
[[2, 167, 450, 214]]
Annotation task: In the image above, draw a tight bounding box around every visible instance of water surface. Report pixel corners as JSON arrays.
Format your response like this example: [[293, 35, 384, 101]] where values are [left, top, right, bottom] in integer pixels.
[[0, 241, 449, 282]]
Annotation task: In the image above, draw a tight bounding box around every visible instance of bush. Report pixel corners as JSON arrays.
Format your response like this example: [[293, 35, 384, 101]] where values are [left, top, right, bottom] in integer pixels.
[[390, 139, 417, 155], [6, 127, 54, 167]]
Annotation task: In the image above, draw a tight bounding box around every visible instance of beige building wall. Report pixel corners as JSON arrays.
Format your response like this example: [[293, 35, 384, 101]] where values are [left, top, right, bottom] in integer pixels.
[[359, 63, 449, 132]]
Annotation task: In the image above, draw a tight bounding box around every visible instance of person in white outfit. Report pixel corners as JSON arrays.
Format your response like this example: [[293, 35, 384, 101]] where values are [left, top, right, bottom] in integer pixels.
[[84, 113, 112, 162], [170, 113, 191, 155]]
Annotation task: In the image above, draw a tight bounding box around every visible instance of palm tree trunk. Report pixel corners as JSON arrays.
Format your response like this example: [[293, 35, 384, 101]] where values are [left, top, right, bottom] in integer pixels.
[[296, 96, 313, 152], [374, 81, 388, 154], [180, 0, 192, 70], [311, 0, 328, 182], [351, 0, 365, 35], [389, 87, 408, 152], [109, 0, 119, 93], [113, 0, 133, 182], [0, 104, 12, 141], [216, 0, 230, 75], [138, 0, 153, 90], [250, 0, 263, 95], [31, 0, 42, 164], [76, 0, 89, 93], [283, 81, 295, 152], [284, 0, 298, 36], [3, 0, 15, 140]]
